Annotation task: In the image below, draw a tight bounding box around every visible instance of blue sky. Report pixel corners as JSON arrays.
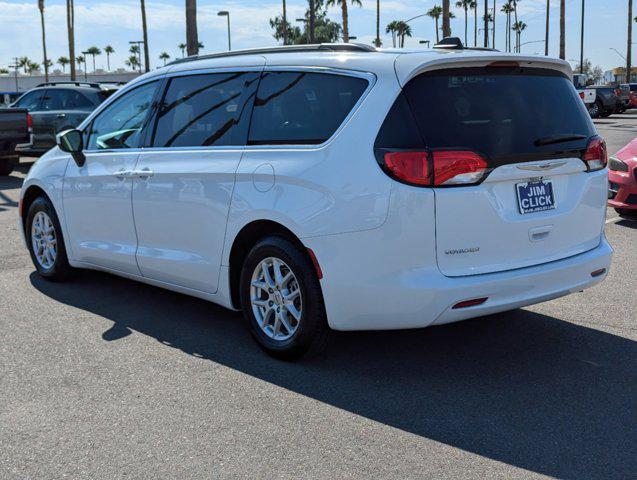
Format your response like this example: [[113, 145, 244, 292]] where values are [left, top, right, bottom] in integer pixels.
[[0, 0, 629, 73]]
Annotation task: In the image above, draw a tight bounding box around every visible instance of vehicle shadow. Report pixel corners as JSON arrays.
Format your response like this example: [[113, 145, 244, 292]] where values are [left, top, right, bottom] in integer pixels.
[[30, 270, 636, 480]]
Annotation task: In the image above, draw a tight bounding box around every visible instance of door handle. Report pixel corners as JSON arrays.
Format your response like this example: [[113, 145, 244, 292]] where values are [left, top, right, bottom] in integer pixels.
[[57, 113, 66, 118], [134, 168, 154, 180], [113, 169, 135, 179]]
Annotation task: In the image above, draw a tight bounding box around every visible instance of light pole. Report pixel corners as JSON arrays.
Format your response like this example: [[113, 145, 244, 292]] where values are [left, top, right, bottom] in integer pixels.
[[218, 11, 231, 51], [580, 0, 585, 74], [419, 40, 431, 47], [10, 57, 19, 92], [81, 50, 90, 81]]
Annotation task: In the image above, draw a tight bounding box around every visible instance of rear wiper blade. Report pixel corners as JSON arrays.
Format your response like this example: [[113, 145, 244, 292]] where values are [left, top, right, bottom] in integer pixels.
[[534, 134, 587, 147]]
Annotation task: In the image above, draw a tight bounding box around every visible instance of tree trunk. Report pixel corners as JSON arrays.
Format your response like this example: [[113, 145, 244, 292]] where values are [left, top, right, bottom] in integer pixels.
[[545, 0, 550, 55], [435, 18, 440, 43], [474, 4, 478, 46], [92, 54, 96, 72], [185, 0, 199, 56], [492, 0, 496, 49], [282, 0, 288, 45], [579, 0, 585, 74], [341, 0, 349, 42], [464, 6, 468, 46], [628, 0, 633, 83], [67, 0, 75, 81], [141, 0, 150, 72], [375, 0, 380, 47], [39, 4, 49, 82], [559, 0, 565, 59], [106, 53, 110, 71], [484, 0, 488, 47], [309, 0, 315, 43], [442, 0, 451, 38]]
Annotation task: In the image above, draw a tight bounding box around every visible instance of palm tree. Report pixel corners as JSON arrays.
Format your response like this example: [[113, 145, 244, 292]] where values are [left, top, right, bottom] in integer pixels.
[[140, 0, 150, 72], [559, 0, 565, 59], [104, 45, 114, 71], [76, 55, 85, 72], [38, 0, 49, 82], [57, 56, 70, 72], [456, 0, 471, 46], [473, 0, 478, 46], [86, 46, 101, 72], [185, 0, 199, 56], [159, 52, 171, 66], [395, 21, 412, 47], [129, 44, 142, 73], [386, 20, 400, 47], [512, 20, 526, 52], [27, 61, 41, 75], [125, 55, 140, 71], [327, 0, 362, 43], [18, 57, 30, 74], [66, 0, 76, 81], [178, 43, 187, 58], [375, 0, 381, 47], [442, 0, 451, 38], [427, 5, 443, 43], [282, 0, 288, 45], [483, 0, 489, 47], [501, 2, 513, 51], [544, 0, 550, 56]]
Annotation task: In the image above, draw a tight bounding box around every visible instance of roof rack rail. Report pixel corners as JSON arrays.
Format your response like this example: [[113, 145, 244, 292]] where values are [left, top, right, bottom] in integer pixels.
[[36, 81, 101, 88], [168, 43, 377, 66], [433, 37, 499, 52]]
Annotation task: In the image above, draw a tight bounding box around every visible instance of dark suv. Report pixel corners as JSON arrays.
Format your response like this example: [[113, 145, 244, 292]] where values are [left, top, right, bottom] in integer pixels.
[[11, 82, 118, 156]]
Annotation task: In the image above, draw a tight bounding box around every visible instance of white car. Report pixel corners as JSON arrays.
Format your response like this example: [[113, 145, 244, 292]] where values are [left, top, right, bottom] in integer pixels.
[[19, 44, 612, 359]]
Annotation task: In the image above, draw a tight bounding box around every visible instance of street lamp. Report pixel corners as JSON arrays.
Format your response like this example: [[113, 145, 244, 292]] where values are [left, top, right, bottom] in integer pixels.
[[81, 50, 90, 81], [218, 11, 231, 51]]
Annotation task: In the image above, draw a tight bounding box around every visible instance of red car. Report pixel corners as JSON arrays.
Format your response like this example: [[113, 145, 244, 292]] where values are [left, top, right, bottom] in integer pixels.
[[608, 138, 637, 217]]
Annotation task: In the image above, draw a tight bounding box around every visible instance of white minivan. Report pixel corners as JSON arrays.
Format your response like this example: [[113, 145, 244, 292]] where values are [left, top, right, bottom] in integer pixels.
[[19, 43, 612, 358]]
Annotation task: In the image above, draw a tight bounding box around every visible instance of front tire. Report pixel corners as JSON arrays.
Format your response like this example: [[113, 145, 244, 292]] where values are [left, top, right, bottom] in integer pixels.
[[26, 196, 74, 281], [239, 236, 329, 360]]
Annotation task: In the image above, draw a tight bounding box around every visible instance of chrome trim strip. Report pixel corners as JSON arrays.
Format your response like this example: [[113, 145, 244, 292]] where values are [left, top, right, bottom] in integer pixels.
[[516, 161, 568, 171]]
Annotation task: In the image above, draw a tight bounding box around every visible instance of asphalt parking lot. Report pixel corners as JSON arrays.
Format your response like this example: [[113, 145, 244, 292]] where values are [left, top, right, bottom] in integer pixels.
[[0, 116, 635, 479]]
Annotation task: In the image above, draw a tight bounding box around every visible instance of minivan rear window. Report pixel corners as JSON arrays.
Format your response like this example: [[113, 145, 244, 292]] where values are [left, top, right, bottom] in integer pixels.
[[401, 67, 595, 165], [248, 72, 368, 145]]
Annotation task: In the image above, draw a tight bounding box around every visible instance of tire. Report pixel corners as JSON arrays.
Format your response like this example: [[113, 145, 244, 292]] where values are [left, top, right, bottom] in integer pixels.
[[615, 208, 637, 219], [239, 236, 329, 360], [26, 196, 74, 281], [587, 100, 601, 118], [600, 108, 612, 118], [0, 157, 17, 176]]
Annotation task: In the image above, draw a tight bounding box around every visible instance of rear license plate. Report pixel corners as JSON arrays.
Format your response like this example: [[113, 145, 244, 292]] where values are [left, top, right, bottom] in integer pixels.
[[516, 180, 555, 214]]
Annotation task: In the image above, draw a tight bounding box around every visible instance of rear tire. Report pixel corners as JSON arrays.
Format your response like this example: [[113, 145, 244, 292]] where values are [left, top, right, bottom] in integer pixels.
[[26, 196, 74, 281], [239, 236, 329, 360], [0, 157, 17, 176]]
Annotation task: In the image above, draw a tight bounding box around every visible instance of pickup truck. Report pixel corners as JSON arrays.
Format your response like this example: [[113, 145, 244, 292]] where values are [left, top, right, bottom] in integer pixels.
[[573, 73, 596, 106], [586, 86, 619, 118], [0, 108, 31, 175]]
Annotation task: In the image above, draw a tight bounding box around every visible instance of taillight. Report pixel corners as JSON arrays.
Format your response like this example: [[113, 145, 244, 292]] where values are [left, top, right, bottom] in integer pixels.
[[615, 88, 622, 97], [26, 113, 33, 132], [583, 136, 607, 171], [381, 150, 488, 186], [431, 151, 488, 185], [579, 91, 585, 100]]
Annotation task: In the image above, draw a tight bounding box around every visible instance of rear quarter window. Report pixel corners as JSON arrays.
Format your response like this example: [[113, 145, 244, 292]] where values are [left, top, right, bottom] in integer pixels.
[[248, 71, 368, 145]]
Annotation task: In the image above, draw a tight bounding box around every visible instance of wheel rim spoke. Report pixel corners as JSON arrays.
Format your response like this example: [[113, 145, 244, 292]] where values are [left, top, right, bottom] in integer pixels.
[[31, 211, 57, 270], [250, 256, 303, 341]]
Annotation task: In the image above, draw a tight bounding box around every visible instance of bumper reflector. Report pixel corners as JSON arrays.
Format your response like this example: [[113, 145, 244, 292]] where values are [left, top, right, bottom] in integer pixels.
[[591, 268, 606, 278], [452, 297, 488, 309]]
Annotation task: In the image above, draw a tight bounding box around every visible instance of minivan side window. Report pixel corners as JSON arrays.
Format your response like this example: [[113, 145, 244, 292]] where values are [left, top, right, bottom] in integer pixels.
[[248, 72, 368, 145], [86, 81, 159, 150], [152, 72, 259, 147]]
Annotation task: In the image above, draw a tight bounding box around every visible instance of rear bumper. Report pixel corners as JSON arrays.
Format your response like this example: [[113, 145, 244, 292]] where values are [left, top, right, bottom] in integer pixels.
[[312, 235, 612, 331]]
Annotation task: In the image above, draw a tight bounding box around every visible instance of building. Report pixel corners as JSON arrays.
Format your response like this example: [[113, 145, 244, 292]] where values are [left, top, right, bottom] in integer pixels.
[[0, 69, 139, 106], [603, 67, 637, 84]]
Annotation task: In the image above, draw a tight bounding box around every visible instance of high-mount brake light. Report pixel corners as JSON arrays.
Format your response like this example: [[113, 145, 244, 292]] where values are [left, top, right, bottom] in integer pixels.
[[486, 61, 520, 68], [382, 150, 488, 186], [583, 136, 608, 171]]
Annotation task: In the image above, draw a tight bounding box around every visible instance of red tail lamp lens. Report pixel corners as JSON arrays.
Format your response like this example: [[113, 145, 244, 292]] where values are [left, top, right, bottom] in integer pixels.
[[383, 151, 431, 185], [583, 136, 608, 171], [452, 297, 488, 309], [431, 151, 488, 185]]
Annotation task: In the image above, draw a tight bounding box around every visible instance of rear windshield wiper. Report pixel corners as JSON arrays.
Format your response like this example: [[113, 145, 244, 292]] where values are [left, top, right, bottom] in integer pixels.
[[534, 134, 587, 147]]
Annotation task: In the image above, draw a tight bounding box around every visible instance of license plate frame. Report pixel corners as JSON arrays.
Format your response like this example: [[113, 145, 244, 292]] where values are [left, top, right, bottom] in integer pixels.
[[516, 180, 556, 214]]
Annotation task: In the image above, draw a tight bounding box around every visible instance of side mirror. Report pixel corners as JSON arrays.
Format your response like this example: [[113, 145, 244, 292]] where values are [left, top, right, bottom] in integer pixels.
[[56, 129, 86, 167]]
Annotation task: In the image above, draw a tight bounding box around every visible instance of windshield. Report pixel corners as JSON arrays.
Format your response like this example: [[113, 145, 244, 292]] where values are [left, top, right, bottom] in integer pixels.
[[403, 67, 596, 166]]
